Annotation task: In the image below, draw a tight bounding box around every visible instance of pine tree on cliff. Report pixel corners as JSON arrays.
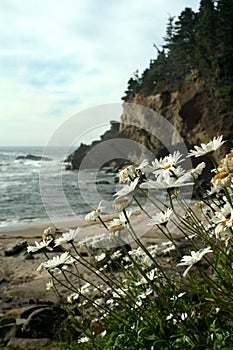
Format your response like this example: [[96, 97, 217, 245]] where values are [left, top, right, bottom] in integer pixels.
[[168, 8, 196, 78], [195, 0, 217, 77], [216, 0, 233, 81]]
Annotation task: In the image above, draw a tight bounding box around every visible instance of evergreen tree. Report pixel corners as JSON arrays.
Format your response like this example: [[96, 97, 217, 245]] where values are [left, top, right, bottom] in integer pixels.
[[195, 0, 217, 76], [216, 0, 233, 79], [121, 0, 232, 109], [170, 8, 197, 76], [122, 71, 141, 100]]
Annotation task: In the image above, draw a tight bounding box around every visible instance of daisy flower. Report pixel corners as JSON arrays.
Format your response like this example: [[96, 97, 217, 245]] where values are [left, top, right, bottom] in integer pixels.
[[114, 177, 139, 198], [84, 200, 106, 222], [67, 292, 79, 304], [177, 247, 213, 277], [212, 202, 233, 245], [95, 252, 106, 262], [151, 151, 184, 172], [188, 162, 206, 179], [210, 171, 232, 192], [37, 252, 75, 272], [137, 288, 153, 299], [27, 239, 53, 254], [80, 282, 91, 295], [141, 172, 193, 190], [118, 159, 149, 183], [222, 151, 233, 170], [108, 210, 132, 227], [118, 164, 136, 183], [187, 135, 225, 157], [42, 226, 56, 240], [147, 208, 173, 226], [46, 280, 53, 290], [54, 227, 80, 247]]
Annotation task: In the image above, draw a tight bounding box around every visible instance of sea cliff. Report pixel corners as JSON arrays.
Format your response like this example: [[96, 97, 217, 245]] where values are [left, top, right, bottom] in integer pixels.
[[66, 80, 232, 170]]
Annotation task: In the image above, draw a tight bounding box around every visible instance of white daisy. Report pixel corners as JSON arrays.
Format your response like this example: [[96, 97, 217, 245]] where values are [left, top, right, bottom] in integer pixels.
[[46, 280, 53, 290], [84, 200, 106, 222], [212, 203, 233, 245], [212, 202, 233, 224], [118, 159, 150, 183], [137, 288, 153, 299], [80, 282, 91, 295], [54, 227, 80, 247], [188, 162, 206, 179], [211, 171, 232, 192], [109, 210, 132, 227], [42, 226, 56, 240], [27, 239, 53, 254], [67, 292, 79, 304], [114, 177, 139, 198], [187, 135, 225, 157], [118, 164, 136, 183], [147, 208, 173, 226], [141, 172, 193, 190], [136, 269, 157, 286], [222, 151, 233, 170], [177, 247, 213, 277], [37, 252, 75, 272], [151, 151, 184, 172], [77, 336, 89, 344], [95, 252, 106, 262]]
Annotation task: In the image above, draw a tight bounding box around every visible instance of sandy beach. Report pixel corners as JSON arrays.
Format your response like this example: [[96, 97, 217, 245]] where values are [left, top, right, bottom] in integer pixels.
[[0, 206, 190, 316], [0, 217, 106, 312], [0, 212, 153, 311]]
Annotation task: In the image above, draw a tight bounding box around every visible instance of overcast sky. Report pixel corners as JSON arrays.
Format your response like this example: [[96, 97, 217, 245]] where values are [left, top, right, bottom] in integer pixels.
[[0, 0, 199, 146]]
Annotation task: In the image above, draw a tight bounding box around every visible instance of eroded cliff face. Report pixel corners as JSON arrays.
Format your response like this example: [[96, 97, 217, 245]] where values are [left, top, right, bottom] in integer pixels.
[[120, 80, 232, 158], [67, 81, 232, 169]]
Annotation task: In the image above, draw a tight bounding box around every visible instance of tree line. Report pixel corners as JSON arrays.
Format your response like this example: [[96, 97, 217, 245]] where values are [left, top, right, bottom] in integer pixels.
[[122, 0, 233, 109]]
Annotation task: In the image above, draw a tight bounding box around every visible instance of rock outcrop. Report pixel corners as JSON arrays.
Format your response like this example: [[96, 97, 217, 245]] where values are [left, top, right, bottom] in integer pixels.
[[16, 154, 52, 161], [66, 81, 233, 170]]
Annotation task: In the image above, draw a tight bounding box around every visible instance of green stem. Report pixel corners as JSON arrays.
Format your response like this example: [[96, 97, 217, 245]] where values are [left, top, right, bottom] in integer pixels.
[[133, 195, 152, 218]]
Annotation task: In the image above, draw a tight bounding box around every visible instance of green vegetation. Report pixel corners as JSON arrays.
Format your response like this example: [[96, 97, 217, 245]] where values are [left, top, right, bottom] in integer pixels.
[[28, 136, 233, 349], [122, 0, 233, 114]]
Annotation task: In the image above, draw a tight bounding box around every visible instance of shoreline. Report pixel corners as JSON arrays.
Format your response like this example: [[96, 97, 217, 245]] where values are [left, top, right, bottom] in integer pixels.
[[0, 213, 123, 239]]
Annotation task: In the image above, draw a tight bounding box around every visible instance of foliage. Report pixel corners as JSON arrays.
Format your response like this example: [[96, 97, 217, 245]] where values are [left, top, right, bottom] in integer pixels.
[[30, 135, 233, 349], [122, 0, 233, 111]]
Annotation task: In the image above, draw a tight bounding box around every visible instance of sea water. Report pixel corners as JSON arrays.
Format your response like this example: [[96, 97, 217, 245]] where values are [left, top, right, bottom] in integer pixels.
[[0, 146, 116, 232]]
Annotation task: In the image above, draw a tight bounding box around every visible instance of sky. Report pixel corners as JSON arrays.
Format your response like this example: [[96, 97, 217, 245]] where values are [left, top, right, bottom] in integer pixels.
[[0, 0, 199, 146]]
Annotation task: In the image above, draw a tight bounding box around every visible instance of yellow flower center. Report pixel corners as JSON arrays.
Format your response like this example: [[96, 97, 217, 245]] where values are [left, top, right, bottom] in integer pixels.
[[164, 164, 171, 170], [212, 171, 229, 181], [217, 163, 223, 169], [226, 152, 233, 159], [109, 224, 124, 232], [221, 214, 231, 226], [120, 164, 130, 171]]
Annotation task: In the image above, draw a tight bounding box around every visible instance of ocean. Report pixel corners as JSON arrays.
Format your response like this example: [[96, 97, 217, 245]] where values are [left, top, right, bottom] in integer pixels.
[[0, 146, 116, 232]]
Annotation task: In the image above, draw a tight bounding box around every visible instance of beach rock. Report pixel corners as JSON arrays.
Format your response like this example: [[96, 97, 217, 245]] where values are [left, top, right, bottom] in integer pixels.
[[0, 323, 17, 344], [0, 316, 16, 326], [4, 240, 27, 256], [16, 154, 52, 161], [7, 338, 58, 350], [21, 306, 67, 339], [95, 180, 110, 185]]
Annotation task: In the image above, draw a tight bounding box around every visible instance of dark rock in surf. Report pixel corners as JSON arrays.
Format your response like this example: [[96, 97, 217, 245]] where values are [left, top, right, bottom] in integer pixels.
[[16, 154, 52, 161]]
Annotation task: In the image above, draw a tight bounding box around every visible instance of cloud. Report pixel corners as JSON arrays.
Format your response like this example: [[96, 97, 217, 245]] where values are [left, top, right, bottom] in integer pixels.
[[0, 0, 199, 145]]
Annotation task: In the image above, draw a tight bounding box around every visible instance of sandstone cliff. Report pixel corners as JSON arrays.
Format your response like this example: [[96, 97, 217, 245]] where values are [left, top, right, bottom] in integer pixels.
[[66, 81, 233, 170], [121, 80, 232, 157]]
